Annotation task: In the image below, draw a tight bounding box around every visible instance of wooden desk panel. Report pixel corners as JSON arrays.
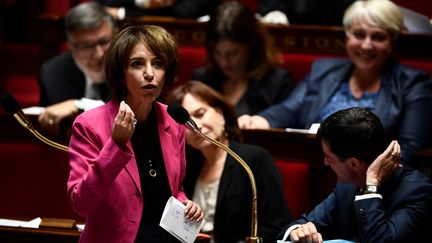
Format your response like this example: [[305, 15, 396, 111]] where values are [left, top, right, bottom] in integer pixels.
[[0, 225, 80, 243], [34, 15, 432, 61]]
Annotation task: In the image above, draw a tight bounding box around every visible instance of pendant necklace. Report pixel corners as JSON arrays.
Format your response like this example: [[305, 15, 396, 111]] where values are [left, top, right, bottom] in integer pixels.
[[147, 124, 157, 178], [148, 158, 157, 178]]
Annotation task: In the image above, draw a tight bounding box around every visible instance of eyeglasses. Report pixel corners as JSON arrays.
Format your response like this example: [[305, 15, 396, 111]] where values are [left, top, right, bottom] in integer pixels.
[[72, 38, 112, 55]]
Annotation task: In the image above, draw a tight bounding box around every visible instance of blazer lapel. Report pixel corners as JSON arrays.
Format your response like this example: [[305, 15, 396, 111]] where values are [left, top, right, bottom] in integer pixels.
[[155, 103, 177, 194], [307, 62, 352, 125], [374, 62, 394, 126]]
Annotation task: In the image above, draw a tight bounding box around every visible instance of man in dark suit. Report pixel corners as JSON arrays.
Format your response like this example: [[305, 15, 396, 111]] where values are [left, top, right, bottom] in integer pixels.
[[278, 107, 432, 243], [38, 2, 115, 135]]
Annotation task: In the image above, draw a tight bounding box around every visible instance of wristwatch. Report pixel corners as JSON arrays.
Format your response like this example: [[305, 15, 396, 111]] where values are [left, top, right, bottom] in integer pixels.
[[364, 184, 378, 194]]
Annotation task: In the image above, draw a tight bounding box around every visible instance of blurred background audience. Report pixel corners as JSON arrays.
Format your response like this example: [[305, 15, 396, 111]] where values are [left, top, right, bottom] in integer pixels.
[[238, 0, 432, 166], [37, 2, 115, 136], [192, 1, 294, 116], [168, 81, 290, 242]]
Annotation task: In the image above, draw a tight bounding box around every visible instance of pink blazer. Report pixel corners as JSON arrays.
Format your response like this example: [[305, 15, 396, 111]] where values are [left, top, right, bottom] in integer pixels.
[[67, 100, 188, 243]]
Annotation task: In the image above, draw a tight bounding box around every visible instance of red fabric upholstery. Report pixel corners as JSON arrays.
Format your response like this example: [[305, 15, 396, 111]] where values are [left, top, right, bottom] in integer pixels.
[[177, 46, 207, 87], [275, 160, 311, 219], [278, 53, 344, 83], [3, 75, 40, 108], [400, 59, 432, 75], [0, 44, 40, 107], [0, 143, 81, 220], [42, 0, 72, 15]]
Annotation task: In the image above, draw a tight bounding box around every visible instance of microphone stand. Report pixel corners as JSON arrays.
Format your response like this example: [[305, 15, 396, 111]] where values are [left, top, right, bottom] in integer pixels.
[[13, 109, 69, 152], [1, 92, 68, 152], [188, 121, 262, 243]]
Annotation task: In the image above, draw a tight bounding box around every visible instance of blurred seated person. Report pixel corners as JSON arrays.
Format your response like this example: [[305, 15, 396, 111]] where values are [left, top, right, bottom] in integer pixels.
[[277, 107, 432, 243], [38, 2, 115, 136], [97, 0, 289, 24], [193, 1, 294, 116], [96, 0, 220, 19], [285, 0, 355, 26], [168, 81, 290, 242], [238, 0, 432, 165]]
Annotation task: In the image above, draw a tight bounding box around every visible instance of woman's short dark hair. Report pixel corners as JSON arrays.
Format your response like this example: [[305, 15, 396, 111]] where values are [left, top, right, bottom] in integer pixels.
[[104, 25, 178, 100], [167, 81, 242, 141], [205, 1, 277, 81], [317, 107, 389, 164]]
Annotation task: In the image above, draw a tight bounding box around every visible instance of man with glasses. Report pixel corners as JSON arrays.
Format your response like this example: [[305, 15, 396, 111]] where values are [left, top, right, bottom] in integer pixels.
[[38, 2, 116, 136]]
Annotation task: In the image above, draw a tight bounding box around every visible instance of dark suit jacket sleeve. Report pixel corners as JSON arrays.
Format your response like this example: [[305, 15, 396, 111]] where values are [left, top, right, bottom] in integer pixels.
[[384, 65, 432, 164], [259, 67, 294, 105], [258, 76, 309, 128], [277, 188, 340, 240], [353, 170, 432, 242], [38, 52, 86, 106]]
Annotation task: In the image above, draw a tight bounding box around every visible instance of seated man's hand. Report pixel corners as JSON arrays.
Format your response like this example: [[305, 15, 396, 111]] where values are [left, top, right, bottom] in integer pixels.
[[237, 114, 271, 129], [290, 222, 323, 243], [38, 99, 79, 136], [366, 140, 401, 185]]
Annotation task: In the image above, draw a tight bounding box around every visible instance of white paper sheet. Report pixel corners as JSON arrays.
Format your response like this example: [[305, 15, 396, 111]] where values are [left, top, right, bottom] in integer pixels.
[[22, 106, 45, 115], [0, 217, 42, 228], [285, 123, 320, 134], [160, 196, 204, 243]]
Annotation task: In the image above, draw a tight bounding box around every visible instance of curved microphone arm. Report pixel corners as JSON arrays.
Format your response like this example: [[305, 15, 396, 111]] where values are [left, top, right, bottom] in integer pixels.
[[14, 111, 69, 152], [194, 129, 262, 243], [1, 92, 69, 152], [167, 102, 262, 242]]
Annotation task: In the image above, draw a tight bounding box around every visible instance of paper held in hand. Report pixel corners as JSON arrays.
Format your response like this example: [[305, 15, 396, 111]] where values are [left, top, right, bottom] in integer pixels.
[[160, 196, 204, 243]]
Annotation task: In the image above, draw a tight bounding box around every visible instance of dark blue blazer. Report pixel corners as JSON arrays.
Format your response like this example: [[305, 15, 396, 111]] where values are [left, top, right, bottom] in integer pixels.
[[278, 167, 432, 243], [260, 58, 432, 164]]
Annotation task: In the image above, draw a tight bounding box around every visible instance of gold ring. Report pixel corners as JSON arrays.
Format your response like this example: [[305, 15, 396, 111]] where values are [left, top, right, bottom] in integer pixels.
[[48, 118, 54, 125]]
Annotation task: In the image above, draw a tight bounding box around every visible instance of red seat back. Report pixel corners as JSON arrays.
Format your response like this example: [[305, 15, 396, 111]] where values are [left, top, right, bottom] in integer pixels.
[[275, 160, 311, 219], [0, 142, 82, 221]]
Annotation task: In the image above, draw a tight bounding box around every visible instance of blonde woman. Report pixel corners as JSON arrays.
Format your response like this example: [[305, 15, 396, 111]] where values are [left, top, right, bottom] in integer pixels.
[[239, 0, 432, 166]]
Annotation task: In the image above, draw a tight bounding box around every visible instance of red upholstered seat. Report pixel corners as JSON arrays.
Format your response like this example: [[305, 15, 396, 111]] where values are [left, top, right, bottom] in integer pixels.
[[177, 46, 207, 87], [0, 143, 82, 220], [3, 75, 40, 108], [0, 44, 41, 107], [400, 59, 432, 75], [278, 53, 344, 83], [275, 160, 311, 219]]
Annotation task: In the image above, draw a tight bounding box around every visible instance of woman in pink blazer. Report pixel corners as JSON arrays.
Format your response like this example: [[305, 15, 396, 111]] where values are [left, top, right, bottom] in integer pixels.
[[67, 25, 203, 243]]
